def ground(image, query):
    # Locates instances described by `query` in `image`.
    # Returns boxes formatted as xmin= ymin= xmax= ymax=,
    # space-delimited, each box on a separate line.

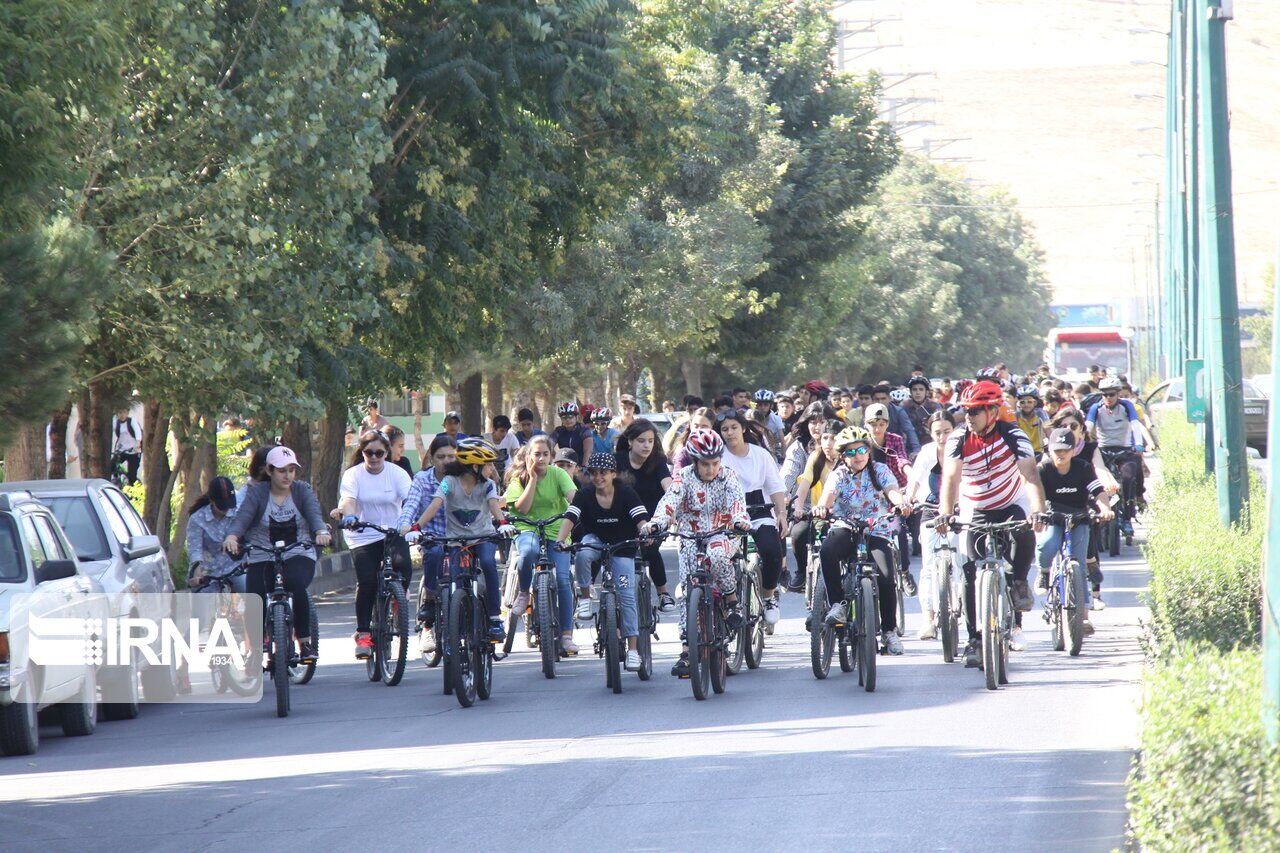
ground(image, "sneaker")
xmin=298 ymin=640 xmax=317 ymax=665
xmin=725 ymin=606 xmax=744 ymax=632
xmin=354 ymin=631 xmax=373 ymax=659
xmin=1011 ymin=579 xmax=1034 ymax=612
xmin=1083 ymin=620 xmax=1095 ymax=636
xmin=787 ymin=572 xmax=806 ymax=593
xmin=917 ymin=622 xmax=938 ymax=641
xmin=511 ymin=591 xmax=529 ymax=615
xmin=1010 ymin=627 xmax=1027 ymax=652
xmin=824 ymin=601 xmax=846 ymax=627
xmin=417 ymin=603 xmax=434 ymax=626
xmin=625 ymin=650 xmax=642 ymax=671
xmin=671 ymin=651 xmax=690 ymax=678
xmin=884 ymin=631 xmax=904 ymax=655
xmin=963 ymin=638 xmax=981 ymax=668
xmin=1120 ymin=518 xmax=1134 ymax=538
xmin=560 ymin=634 xmax=579 ymax=655
xmin=658 ymin=592 xmax=677 ymax=614
xmin=901 ymin=570 xmax=918 ymax=597
xmin=421 ymin=627 xmax=437 ymax=654
xmin=1091 ymin=591 xmax=1106 ymax=611
xmin=575 ymin=598 xmax=594 ymax=621
xmin=1035 ymin=571 xmax=1049 ymax=595
xmin=488 ymin=619 xmax=506 ymax=642
xmin=763 ymin=597 xmax=780 ymax=626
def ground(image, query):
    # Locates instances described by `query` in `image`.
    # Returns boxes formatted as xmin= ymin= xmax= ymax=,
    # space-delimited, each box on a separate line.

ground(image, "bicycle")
xmin=192 ymin=564 xmax=261 ymax=697
xmin=794 ymin=512 xmax=837 ymax=679
xmin=923 ymin=514 xmax=963 ymax=664
xmin=107 ymin=451 xmax=130 ymax=488
xmin=342 ymin=521 xmax=409 ymax=687
xmin=506 ymin=513 xmax=574 ymax=678
xmin=568 ymin=538 xmax=655 ymax=693
xmin=730 ymin=532 xmax=766 ymax=673
xmin=889 ymin=536 xmax=907 ymax=639
xmin=1041 ymin=511 xmax=1094 ymax=656
xmin=424 ymin=533 xmax=509 ymax=707
xmin=820 ymin=517 xmax=885 ymax=692
xmin=950 ymin=518 xmax=1031 ymax=691
xmin=1099 ymin=448 xmax=1139 ymax=553
xmin=668 ymin=527 xmax=743 ymax=701
xmin=235 ymin=540 xmax=316 ymax=717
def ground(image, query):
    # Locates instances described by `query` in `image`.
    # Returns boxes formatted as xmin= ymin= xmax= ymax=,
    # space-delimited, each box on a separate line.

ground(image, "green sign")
xmin=1185 ymin=358 xmax=1207 ymax=423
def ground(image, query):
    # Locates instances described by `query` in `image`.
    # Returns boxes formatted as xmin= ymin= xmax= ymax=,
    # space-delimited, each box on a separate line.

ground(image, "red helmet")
xmin=803 ymin=380 xmax=831 ymax=398
xmin=685 ymin=428 xmax=725 ymax=461
xmin=958 ymin=380 xmax=1004 ymax=409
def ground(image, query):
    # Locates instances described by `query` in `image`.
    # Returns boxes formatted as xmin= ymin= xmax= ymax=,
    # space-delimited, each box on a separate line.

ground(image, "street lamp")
xmin=1132 ymin=93 xmax=1165 ymax=100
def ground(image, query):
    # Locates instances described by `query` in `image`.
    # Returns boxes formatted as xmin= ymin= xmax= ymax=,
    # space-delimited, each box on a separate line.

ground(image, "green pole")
xmin=1196 ymin=0 xmax=1247 ymax=526
xmin=1184 ymin=0 xmax=1215 ymax=474
xmin=1164 ymin=1 xmax=1181 ymax=379
xmin=1264 ymin=234 xmax=1280 ymax=743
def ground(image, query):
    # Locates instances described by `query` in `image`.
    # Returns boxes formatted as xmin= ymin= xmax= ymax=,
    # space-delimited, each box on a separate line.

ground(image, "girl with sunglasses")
xmin=813 ymin=426 xmax=911 ymax=655
xmin=336 ymin=429 xmax=413 ymax=659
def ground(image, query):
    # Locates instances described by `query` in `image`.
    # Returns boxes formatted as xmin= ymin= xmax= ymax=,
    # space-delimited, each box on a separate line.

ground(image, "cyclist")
xmin=715 ymin=411 xmax=787 ymax=626
xmin=935 ymin=380 xmax=1047 ymax=665
xmin=1015 ymin=385 xmax=1050 ymax=455
xmin=871 ymin=383 xmax=921 ymax=456
xmin=669 ymin=407 xmax=715 ymax=472
xmin=1047 ymin=407 xmax=1118 ymax=607
xmin=186 ymin=476 xmax=242 ymax=592
xmin=384 ymin=425 xmax=414 ymax=477
xmin=615 ymin=418 xmax=678 ymax=613
xmin=488 ymin=415 xmax=522 ymax=477
xmin=514 ymin=407 xmax=547 ymax=446
xmin=591 ymin=408 xmax=620 ymax=454
xmin=776 ymin=391 xmax=799 ymax=435
xmin=904 ymin=410 xmax=957 ymax=641
xmin=812 ymin=426 xmax=911 ymax=655
xmin=1086 ymin=377 xmax=1155 ymax=538
xmin=411 ymin=438 xmax=515 ymax=641
xmin=644 ymin=428 xmax=751 ymax=678
xmin=337 ymin=430 xmax=413 ymax=659
xmin=789 ymin=419 xmax=846 ymax=592
xmin=611 ymin=394 xmax=640 ymax=432
xmin=559 ymin=452 xmax=650 ymax=671
xmin=751 ymin=389 xmax=786 ymax=459
xmin=110 ymin=405 xmax=143 ymax=485
xmin=781 ymin=401 xmax=834 ymax=497
xmin=902 ymin=377 xmax=941 ymax=450
xmin=862 ymin=402 xmax=916 ymax=595
xmin=552 ymin=402 xmax=594 ymax=462
xmin=505 ymin=435 xmax=579 ymax=654
xmin=222 ymin=445 xmax=330 ymax=664
xmin=398 ymin=435 xmax=457 ymax=639
xmin=1035 ymin=427 xmax=1114 ymax=635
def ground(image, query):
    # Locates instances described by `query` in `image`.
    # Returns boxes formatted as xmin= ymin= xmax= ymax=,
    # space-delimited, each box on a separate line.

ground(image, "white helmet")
xmin=889 ymin=387 xmax=910 ymax=404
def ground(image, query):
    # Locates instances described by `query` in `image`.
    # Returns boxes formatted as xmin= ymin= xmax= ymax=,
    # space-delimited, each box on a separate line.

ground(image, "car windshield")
xmin=41 ymin=496 xmax=112 ymax=561
xmin=0 ymin=517 xmax=22 ymax=580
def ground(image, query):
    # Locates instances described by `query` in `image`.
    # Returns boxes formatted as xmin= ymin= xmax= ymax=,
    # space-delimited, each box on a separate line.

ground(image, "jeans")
xmin=420 ymin=543 xmax=444 ymax=592
xmin=353 ymin=538 xmax=413 ymax=633
xmin=448 ymin=541 xmax=501 ymax=620
xmin=516 ymin=531 xmax=574 ymax=632
xmin=575 ymin=534 xmax=638 ymax=638
xmin=1036 ymin=521 xmax=1093 ymax=606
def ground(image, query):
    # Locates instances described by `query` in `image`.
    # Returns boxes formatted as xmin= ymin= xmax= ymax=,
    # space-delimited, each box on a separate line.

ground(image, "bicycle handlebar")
xmin=421 ymin=533 xmax=510 ymax=548
xmin=506 ymin=513 xmax=570 ymax=531
xmin=343 ymin=520 xmax=402 ymax=538
xmin=233 ymin=540 xmax=317 ymax=560
xmin=563 ymin=537 xmax=652 ymax=557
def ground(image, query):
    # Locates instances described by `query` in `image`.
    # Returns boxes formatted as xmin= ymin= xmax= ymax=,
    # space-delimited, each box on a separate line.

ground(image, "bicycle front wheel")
xmin=726 ymin=572 xmax=747 ymax=676
xmin=474 ymin=596 xmax=494 ymax=701
xmin=938 ymin=558 xmax=956 ymax=663
xmin=379 ymin=581 xmax=409 ymax=686
xmin=535 ymin=571 xmax=557 ymax=679
xmin=809 ymin=582 xmax=833 ymax=680
xmin=894 ymin=570 xmax=906 ymax=638
xmin=709 ymin=605 xmax=727 ymax=695
xmin=636 ymin=574 xmax=653 ymax=681
xmin=1067 ymin=560 xmax=1087 ymax=656
xmin=449 ymin=591 xmax=477 ymax=707
xmin=603 ymin=592 xmax=621 ymax=694
xmin=1050 ymin=561 xmax=1066 ymax=653
xmin=271 ymin=604 xmax=291 ymax=717
xmin=687 ymin=586 xmax=710 ymax=701
xmin=744 ymin=571 xmax=765 ymax=670
xmin=858 ymin=576 xmax=877 ymax=693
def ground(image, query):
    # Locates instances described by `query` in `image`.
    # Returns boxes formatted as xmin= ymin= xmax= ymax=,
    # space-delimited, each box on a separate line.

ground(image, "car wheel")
xmin=0 ymin=681 xmax=40 ymax=757
xmin=59 ymin=668 xmax=98 ymax=737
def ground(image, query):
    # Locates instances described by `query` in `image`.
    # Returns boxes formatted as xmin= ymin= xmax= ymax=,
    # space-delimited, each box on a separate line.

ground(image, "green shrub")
xmin=1128 ymin=646 xmax=1280 ymax=850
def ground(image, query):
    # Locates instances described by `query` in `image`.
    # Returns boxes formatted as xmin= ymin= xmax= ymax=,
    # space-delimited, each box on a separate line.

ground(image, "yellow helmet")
xmin=456 ymin=437 xmax=498 ymax=467
xmin=835 ymin=426 xmax=872 ymax=451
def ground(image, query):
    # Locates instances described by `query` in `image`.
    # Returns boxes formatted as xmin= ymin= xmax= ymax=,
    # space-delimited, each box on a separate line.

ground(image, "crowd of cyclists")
xmin=190 ymin=360 xmax=1156 ymax=694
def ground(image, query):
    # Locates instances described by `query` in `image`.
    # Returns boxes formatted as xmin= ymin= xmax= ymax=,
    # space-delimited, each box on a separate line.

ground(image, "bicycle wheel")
xmin=534 ymin=571 xmax=557 ymax=679
xmin=997 ymin=585 xmax=1010 ymax=686
xmin=710 ymin=605 xmax=727 ymax=695
xmin=440 ymin=586 xmax=454 ymax=695
xmin=725 ymin=572 xmax=746 ymax=676
xmin=603 ymin=593 xmax=621 ymax=694
xmin=1050 ymin=560 xmax=1066 ymax=653
xmin=1107 ymin=516 xmax=1121 ymax=557
xmin=221 ymin=594 xmax=262 ymax=696
xmin=894 ymin=569 xmax=906 ymax=638
xmin=474 ymin=596 xmax=494 ymax=701
xmin=449 ymin=591 xmax=477 ymax=707
xmin=420 ymin=584 xmax=443 ymax=668
xmin=858 ymin=575 xmax=877 ymax=693
xmin=938 ymin=558 xmax=956 ymax=663
xmin=365 ymin=590 xmax=382 ymax=683
xmin=1067 ymin=560 xmax=1087 ymax=656
xmin=379 ymin=581 xmax=409 ymax=686
xmin=271 ymin=604 xmax=291 ymax=718
xmin=636 ymin=574 xmax=653 ymax=681
xmin=745 ymin=571 xmax=765 ymax=670
xmin=980 ymin=570 xmax=999 ymax=690
xmin=290 ymin=590 xmax=318 ymax=685
xmin=809 ymin=582 xmax=833 ymax=680
xmin=687 ymin=586 xmax=710 ymax=700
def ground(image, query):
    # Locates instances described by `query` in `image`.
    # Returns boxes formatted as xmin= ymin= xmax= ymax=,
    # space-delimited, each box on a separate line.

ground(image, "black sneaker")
xmin=417 ymin=604 xmax=434 ymax=627
xmin=725 ymin=606 xmax=744 ymax=632
xmin=488 ymin=619 xmax=506 ymax=642
xmin=901 ymin=570 xmax=918 ymax=597
xmin=963 ymin=638 xmax=981 ymax=668
xmin=1035 ymin=571 xmax=1049 ymax=595
xmin=1011 ymin=579 xmax=1034 ymax=612
xmin=670 ymin=652 xmax=690 ymax=678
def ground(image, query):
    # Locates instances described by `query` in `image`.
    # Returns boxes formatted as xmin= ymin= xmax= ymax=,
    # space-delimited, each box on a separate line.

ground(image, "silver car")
xmin=1144 ymin=377 xmax=1269 ymax=456
xmin=0 ymin=479 xmax=178 ymax=718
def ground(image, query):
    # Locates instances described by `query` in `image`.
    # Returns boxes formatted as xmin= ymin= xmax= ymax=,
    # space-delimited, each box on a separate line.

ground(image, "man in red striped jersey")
xmin=935 ymin=380 xmax=1047 ymax=666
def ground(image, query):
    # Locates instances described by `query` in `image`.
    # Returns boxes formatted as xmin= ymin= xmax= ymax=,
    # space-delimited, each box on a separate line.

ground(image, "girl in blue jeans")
xmin=558 ymin=452 xmax=650 ymax=672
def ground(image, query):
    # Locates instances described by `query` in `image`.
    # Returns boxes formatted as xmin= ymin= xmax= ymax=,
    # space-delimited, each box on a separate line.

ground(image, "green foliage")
xmin=1143 ymin=412 xmax=1263 ymax=654
xmin=1242 ymin=264 xmax=1274 ymax=378
xmin=1127 ymin=647 xmax=1280 ymax=850
xmin=218 ymin=427 xmax=253 ymax=487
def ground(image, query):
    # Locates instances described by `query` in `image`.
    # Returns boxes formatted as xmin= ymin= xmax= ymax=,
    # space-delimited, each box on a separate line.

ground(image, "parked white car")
xmin=0 ymin=479 xmax=178 ymax=720
xmin=0 ymin=491 xmax=108 ymax=756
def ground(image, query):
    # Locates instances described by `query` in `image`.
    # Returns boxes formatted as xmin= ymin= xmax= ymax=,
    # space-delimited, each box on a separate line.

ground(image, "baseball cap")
xmin=1047 ymin=428 xmax=1075 ymax=451
xmin=444 ymin=410 xmax=461 ymax=422
xmin=554 ymin=448 xmax=579 ymax=466
xmin=209 ymin=476 xmax=237 ymax=511
xmin=620 ymin=393 xmax=637 ymax=404
xmin=803 ymin=380 xmax=831 ymax=397
xmin=863 ymin=403 xmax=890 ymax=422
xmin=265 ymin=445 xmax=302 ymax=471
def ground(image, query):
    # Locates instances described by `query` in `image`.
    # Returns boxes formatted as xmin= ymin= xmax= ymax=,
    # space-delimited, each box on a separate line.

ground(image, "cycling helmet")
xmin=835 ymin=426 xmax=872 ymax=450
xmin=976 ymin=366 xmax=1001 ymax=381
xmin=958 ymin=380 xmax=1004 ymax=409
xmin=557 ymin=401 xmax=579 ymax=418
xmin=685 ymin=428 xmax=726 ymax=461
xmin=1098 ymin=377 xmax=1122 ymax=391
xmin=585 ymin=452 xmax=617 ymax=471
xmin=803 ymin=380 xmax=831 ymax=398
xmin=593 ymin=406 xmax=613 ymax=422
xmin=906 ymin=376 xmax=930 ymax=390
xmin=753 ymin=388 xmax=775 ymax=403
xmin=456 ymin=437 xmax=499 ymax=467
xmin=1015 ymin=384 xmax=1041 ymax=401
xmin=953 ymin=378 xmax=974 ymax=396
xmin=889 ymin=387 xmax=910 ymax=404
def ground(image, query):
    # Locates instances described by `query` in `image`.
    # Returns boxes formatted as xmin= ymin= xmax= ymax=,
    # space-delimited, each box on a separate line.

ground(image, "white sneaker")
xmin=917 ymin=622 xmax=938 ymax=641
xmin=884 ymin=631 xmax=904 ymax=655
xmin=1010 ymin=627 xmax=1027 ymax=652
xmin=1091 ymin=592 xmax=1106 ymax=611
xmin=575 ymin=598 xmax=593 ymax=620
xmin=824 ymin=601 xmax=846 ymax=627
xmin=625 ymin=650 xmax=641 ymax=671
xmin=421 ymin=628 xmax=436 ymax=654
xmin=763 ymin=597 xmax=780 ymax=625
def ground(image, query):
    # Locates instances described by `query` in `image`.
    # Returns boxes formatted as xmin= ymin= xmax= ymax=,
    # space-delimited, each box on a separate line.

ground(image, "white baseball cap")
xmin=266 ymin=445 xmax=302 ymax=471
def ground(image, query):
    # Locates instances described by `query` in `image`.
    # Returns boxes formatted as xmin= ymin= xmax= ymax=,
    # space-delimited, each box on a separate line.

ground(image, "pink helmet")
xmin=685 ymin=428 xmax=725 ymax=461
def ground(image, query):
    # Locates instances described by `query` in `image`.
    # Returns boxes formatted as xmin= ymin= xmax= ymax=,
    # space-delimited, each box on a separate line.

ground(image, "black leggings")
xmin=246 ymin=555 xmax=316 ymax=638
xmin=959 ymin=505 xmax=1034 ymax=641
xmin=747 ymin=524 xmax=785 ymax=591
xmin=639 ymin=540 xmax=667 ymax=588
xmin=819 ymin=527 xmax=897 ymax=632
xmin=791 ymin=519 xmax=813 ymax=573
xmin=353 ymin=539 xmax=413 ymax=632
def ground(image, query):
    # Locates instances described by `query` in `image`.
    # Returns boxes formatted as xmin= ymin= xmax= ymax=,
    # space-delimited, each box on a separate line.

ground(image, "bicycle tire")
xmin=1050 ymin=560 xmax=1066 ymax=653
xmin=439 ymin=585 xmax=453 ymax=695
xmin=710 ymin=605 xmax=727 ymax=695
xmin=449 ymin=590 xmax=477 ymax=707
xmin=745 ymin=571 xmax=765 ymax=670
xmin=981 ymin=570 xmax=999 ymax=690
xmin=858 ymin=575 xmax=877 ymax=693
xmin=378 ymin=581 xmax=408 ymax=686
xmin=1067 ymin=560 xmax=1087 ymax=656
xmin=475 ymin=596 xmax=494 ymax=701
xmin=419 ymin=583 xmax=443 ymax=667
xmin=997 ymin=584 xmax=1010 ymax=686
xmin=687 ymin=586 xmax=710 ymax=700
xmin=365 ymin=590 xmax=382 ymax=683
xmin=938 ymin=557 xmax=956 ymax=663
xmin=726 ymin=573 xmax=747 ymax=676
xmin=636 ymin=574 xmax=653 ymax=681
xmin=1107 ymin=517 xmax=1121 ymax=557
xmin=535 ymin=571 xmax=557 ymax=679
xmin=809 ymin=582 xmax=833 ymax=679
xmin=271 ymin=604 xmax=291 ymax=717
xmin=220 ymin=593 xmax=262 ymax=696
xmin=290 ymin=590 xmax=318 ymax=685
xmin=894 ymin=570 xmax=906 ymax=638
xmin=603 ymin=592 xmax=621 ymax=694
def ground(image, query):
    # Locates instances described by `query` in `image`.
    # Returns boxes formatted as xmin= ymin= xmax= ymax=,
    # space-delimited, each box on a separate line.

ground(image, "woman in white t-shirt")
xmin=713 ymin=411 xmax=788 ymax=627
xmin=336 ymin=430 xmax=412 ymax=660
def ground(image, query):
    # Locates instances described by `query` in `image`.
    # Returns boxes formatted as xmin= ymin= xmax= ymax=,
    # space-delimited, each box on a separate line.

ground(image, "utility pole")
xmin=1196 ymin=0 xmax=1247 ymax=525
xmin=1265 ymin=234 xmax=1280 ymax=743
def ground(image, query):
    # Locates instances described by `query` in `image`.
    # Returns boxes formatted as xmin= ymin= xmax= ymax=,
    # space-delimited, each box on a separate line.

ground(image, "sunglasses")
xmin=842 ymin=446 xmax=871 ymax=457
xmin=1103 ymin=392 xmax=1118 ymax=398
xmin=363 ymin=449 xmax=386 ymax=459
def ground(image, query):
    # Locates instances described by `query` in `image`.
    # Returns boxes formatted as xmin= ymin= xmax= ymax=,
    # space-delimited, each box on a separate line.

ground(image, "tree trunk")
xmin=679 ymin=356 xmax=703 ymax=399
xmin=411 ymin=390 xmax=427 ymax=460
xmin=281 ymin=418 xmax=312 ymax=474
xmin=459 ymin=372 xmax=483 ymax=436
xmin=314 ymin=399 xmax=347 ymax=545
xmin=166 ymin=441 xmax=202 ymax=566
xmin=485 ymin=373 xmax=505 ymax=425
xmin=2 ymin=422 xmax=46 ymax=481
xmin=48 ymin=401 xmax=72 ymax=479
xmin=533 ymin=391 xmax=553 ymax=430
xmin=620 ymin=363 xmax=643 ymax=409
xmin=154 ymin=443 xmax=190 ymax=554
xmin=141 ymin=400 xmax=171 ymax=537
xmin=82 ymin=383 xmax=112 ymax=479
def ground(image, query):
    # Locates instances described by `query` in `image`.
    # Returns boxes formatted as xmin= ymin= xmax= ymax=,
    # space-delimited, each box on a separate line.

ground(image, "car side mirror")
xmin=123 ymin=534 xmax=161 ymax=562
xmin=36 ymin=559 xmax=78 ymax=584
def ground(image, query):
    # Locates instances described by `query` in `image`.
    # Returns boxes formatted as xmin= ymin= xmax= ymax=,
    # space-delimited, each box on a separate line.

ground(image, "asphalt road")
xmin=0 ymin=539 xmax=1148 ymax=852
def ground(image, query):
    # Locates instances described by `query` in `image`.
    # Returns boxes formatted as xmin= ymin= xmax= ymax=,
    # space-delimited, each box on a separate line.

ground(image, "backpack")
xmin=114 ymin=416 xmax=137 ymax=441
xmin=957 ymin=420 xmax=1024 ymax=460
